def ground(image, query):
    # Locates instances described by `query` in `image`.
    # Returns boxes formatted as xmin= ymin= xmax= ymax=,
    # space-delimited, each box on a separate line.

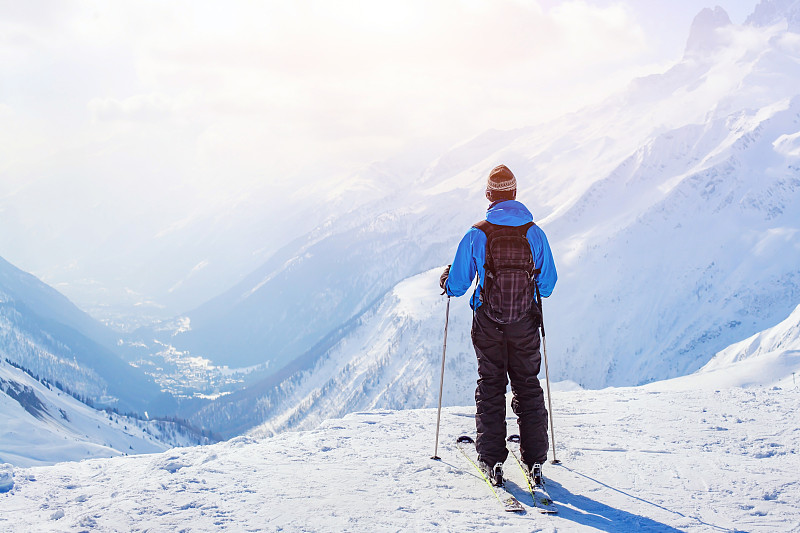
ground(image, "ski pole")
xmin=536 ymin=286 xmax=560 ymax=464
xmin=431 ymin=296 xmax=451 ymax=460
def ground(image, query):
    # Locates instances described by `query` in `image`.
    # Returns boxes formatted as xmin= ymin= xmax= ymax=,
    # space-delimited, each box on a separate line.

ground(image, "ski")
xmin=506 ymin=435 xmax=558 ymax=514
xmin=455 ymin=436 xmax=525 ymax=513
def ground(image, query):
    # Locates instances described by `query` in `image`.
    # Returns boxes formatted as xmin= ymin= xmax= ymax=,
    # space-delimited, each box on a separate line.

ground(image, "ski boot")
xmin=530 ymin=462 xmax=544 ymax=488
xmin=479 ymin=461 xmax=505 ymax=487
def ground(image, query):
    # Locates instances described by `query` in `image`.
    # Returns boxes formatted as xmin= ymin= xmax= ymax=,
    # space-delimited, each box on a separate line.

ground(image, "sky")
xmin=1 ymin=1 xmax=760 ymax=196
xmin=0 ymin=0 xmax=761 ymax=318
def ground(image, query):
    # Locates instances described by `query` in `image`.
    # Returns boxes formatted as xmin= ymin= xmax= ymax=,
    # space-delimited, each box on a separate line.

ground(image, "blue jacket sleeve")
xmin=528 ymin=225 xmax=557 ymax=298
xmin=444 ymin=228 xmax=481 ymax=297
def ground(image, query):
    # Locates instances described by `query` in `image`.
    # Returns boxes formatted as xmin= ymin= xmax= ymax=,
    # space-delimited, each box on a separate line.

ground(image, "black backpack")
xmin=474 ymin=220 xmax=540 ymax=324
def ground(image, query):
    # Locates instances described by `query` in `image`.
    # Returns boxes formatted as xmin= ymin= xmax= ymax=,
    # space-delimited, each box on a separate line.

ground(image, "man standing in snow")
xmin=440 ymin=164 xmax=557 ymax=485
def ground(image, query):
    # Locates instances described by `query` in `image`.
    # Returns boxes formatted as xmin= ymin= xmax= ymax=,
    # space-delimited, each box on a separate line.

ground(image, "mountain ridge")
xmin=177 ymin=5 xmax=800 ymax=435
xmin=0 ymin=358 xmax=211 ymax=467
xmin=172 ymin=5 xmax=800 ymax=392
xmin=0 ymin=254 xmax=165 ymax=413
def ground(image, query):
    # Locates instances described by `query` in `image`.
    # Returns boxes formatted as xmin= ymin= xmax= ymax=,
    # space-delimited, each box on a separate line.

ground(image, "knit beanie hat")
xmin=487 ymin=164 xmax=516 ymax=193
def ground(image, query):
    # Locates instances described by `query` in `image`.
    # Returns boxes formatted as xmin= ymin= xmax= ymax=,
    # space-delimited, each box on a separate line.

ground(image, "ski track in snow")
xmin=2 ymin=385 xmax=799 ymax=532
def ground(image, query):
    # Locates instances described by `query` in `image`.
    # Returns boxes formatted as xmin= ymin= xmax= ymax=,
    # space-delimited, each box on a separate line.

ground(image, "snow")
xmin=1 ymin=380 xmax=799 ymax=531
xmin=0 ymin=258 xmax=165 ymax=414
xmin=0 ymin=359 xmax=206 ymax=467
xmin=669 ymin=302 xmax=800 ymax=390
xmin=393 ymin=267 xmax=445 ymax=321
xmin=189 ymin=268 xmax=479 ymax=439
xmin=748 ymin=0 xmax=800 ymax=32
xmin=0 ymin=463 xmax=12 ymax=493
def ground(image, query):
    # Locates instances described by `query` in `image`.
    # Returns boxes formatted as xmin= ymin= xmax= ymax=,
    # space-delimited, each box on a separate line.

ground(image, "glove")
xmin=439 ymin=265 xmax=451 ymax=294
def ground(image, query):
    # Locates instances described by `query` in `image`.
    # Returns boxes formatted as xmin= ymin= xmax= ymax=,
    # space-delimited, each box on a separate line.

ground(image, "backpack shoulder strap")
xmin=472 ymin=220 xmax=499 ymax=272
xmin=517 ymin=221 xmax=540 ymax=275
xmin=518 ymin=221 xmax=535 ymax=235
xmin=472 ymin=220 xmax=497 ymax=235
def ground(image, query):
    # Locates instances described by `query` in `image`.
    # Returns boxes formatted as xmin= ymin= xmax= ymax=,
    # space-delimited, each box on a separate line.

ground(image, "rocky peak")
xmin=746 ymin=0 xmax=800 ymax=32
xmin=684 ymin=6 xmax=733 ymax=58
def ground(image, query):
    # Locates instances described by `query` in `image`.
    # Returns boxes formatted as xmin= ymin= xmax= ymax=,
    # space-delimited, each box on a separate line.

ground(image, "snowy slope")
xmin=0 ymin=255 xmax=164 ymax=413
xmin=1 ymin=377 xmax=798 ymax=531
xmin=679 ymin=302 xmax=800 ymax=389
xmin=189 ymin=268 xmax=475 ymax=438
xmin=0 ymin=359 xmax=210 ymax=468
xmin=170 ymin=3 xmax=800 ymax=396
xmin=0 ymin=255 xmax=118 ymax=349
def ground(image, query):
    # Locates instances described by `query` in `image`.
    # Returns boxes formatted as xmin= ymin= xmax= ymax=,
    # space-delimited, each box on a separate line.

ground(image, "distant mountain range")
xmin=0 ymin=255 xmax=218 ymax=465
xmin=0 ymin=255 xmax=166 ymax=414
xmin=181 ymin=1 xmax=800 ymax=435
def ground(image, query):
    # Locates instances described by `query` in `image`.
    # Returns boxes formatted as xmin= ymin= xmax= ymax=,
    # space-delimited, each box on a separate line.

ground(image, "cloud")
xmin=1 ymin=0 xmax=656 ymax=196
xmin=89 ymin=94 xmax=178 ymax=123
xmin=549 ymin=1 xmax=646 ymax=65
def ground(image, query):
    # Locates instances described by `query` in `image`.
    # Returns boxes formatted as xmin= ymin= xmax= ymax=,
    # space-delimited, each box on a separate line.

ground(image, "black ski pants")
xmin=471 ymin=305 xmax=549 ymax=467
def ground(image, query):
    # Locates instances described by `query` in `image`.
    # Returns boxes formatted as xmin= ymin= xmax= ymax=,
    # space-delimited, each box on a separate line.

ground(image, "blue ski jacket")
xmin=444 ymin=200 xmax=557 ymax=309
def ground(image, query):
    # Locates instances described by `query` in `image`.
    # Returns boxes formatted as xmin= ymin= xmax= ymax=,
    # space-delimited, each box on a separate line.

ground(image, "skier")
xmin=440 ymin=164 xmax=557 ymax=486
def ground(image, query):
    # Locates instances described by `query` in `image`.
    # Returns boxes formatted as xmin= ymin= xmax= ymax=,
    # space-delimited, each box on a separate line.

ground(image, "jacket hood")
xmin=486 ymin=200 xmax=533 ymax=226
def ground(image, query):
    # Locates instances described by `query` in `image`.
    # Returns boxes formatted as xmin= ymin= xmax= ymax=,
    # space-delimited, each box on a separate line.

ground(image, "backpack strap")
xmin=472 ymin=220 xmax=499 ymax=273
xmin=518 ymin=221 xmax=536 ymax=235
xmin=518 ymin=222 xmax=541 ymax=276
xmin=472 ymin=219 xmax=497 ymax=235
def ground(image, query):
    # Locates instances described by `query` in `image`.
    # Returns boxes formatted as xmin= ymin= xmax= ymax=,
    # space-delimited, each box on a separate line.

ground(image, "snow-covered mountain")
xmin=0 ymin=358 xmax=212 ymax=467
xmin=684 ymin=6 xmax=732 ymax=57
xmin=0 ymin=155 xmax=420 ymax=328
xmin=0 ymin=255 xmax=165 ymax=413
xmin=691 ymin=302 xmax=800 ymax=388
xmin=174 ymin=0 xmax=800 ymax=403
xmin=189 ymin=269 xmax=475 ymax=438
xmin=2 ymin=369 xmax=798 ymax=531
xmin=748 ymin=0 xmax=800 ymax=31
